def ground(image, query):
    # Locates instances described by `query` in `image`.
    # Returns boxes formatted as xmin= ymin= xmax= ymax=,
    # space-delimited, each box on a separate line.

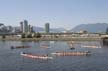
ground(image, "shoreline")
xmin=0 ymin=37 xmax=102 ymax=41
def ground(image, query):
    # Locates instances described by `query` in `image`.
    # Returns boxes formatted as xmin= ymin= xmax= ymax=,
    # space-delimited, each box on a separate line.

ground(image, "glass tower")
xmin=23 ymin=20 xmax=28 ymax=33
xmin=45 ymin=23 xmax=50 ymax=33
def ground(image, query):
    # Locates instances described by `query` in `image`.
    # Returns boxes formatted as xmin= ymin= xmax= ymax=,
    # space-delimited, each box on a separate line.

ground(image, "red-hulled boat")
xmin=20 ymin=52 xmax=53 ymax=60
xmin=51 ymin=51 xmax=91 ymax=56
xmin=11 ymin=45 xmax=31 ymax=49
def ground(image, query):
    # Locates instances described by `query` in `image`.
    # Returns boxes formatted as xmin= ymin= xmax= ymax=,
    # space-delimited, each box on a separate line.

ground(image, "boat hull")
xmin=21 ymin=53 xmax=53 ymax=60
xmin=51 ymin=51 xmax=91 ymax=56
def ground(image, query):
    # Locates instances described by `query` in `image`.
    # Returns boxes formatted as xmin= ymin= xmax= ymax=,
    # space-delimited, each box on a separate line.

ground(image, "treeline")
xmin=21 ymin=33 xmax=41 ymax=38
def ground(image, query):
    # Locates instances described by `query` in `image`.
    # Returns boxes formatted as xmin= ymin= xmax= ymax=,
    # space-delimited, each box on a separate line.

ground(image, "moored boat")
xmin=11 ymin=45 xmax=31 ymax=49
xmin=20 ymin=52 xmax=53 ymax=60
xmin=51 ymin=51 xmax=91 ymax=56
xmin=81 ymin=45 xmax=101 ymax=48
xmin=70 ymin=47 xmax=75 ymax=50
xmin=40 ymin=45 xmax=50 ymax=48
xmin=40 ymin=45 xmax=49 ymax=48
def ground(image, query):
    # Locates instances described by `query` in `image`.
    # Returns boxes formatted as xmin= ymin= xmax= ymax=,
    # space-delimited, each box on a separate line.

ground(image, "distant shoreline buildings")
xmin=0 ymin=21 xmax=108 ymax=34
xmin=20 ymin=20 xmax=50 ymax=33
xmin=0 ymin=20 xmax=51 ymax=34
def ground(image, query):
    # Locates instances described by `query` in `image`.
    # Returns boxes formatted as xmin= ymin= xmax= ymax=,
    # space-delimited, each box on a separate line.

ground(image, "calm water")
xmin=0 ymin=41 xmax=108 ymax=71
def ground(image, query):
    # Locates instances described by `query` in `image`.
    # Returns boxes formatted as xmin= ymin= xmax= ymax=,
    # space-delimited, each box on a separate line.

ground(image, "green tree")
xmin=27 ymin=33 xmax=32 ymax=38
xmin=33 ymin=33 xmax=37 ymax=38
xmin=33 ymin=32 xmax=41 ymax=38
xmin=36 ymin=32 xmax=41 ymax=38
xmin=2 ymin=35 xmax=6 ymax=39
xmin=21 ymin=33 xmax=26 ymax=38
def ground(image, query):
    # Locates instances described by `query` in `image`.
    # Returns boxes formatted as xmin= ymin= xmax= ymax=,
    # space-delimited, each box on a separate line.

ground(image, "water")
xmin=0 ymin=41 xmax=108 ymax=71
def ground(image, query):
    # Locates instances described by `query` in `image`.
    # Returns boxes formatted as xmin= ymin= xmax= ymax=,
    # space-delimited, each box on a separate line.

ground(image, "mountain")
xmin=50 ymin=28 xmax=66 ymax=33
xmin=71 ymin=23 xmax=108 ymax=33
xmin=33 ymin=26 xmax=66 ymax=33
xmin=33 ymin=26 xmax=44 ymax=32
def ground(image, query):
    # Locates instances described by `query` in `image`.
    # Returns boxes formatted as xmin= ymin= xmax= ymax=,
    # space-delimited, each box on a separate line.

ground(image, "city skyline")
xmin=0 ymin=0 xmax=108 ymax=29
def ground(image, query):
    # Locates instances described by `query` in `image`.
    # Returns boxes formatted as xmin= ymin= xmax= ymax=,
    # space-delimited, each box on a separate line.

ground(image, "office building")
xmin=20 ymin=21 xmax=23 ymax=33
xmin=20 ymin=20 xmax=34 ymax=33
xmin=28 ymin=24 xmax=33 ymax=33
xmin=45 ymin=23 xmax=50 ymax=33
xmin=23 ymin=20 xmax=28 ymax=33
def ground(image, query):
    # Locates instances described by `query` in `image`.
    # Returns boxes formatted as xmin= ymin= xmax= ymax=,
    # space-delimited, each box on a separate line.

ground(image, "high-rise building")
xmin=106 ymin=27 xmax=108 ymax=34
xmin=31 ymin=26 xmax=34 ymax=33
xmin=45 ymin=23 xmax=50 ymax=33
xmin=28 ymin=24 xmax=30 ymax=32
xmin=23 ymin=20 xmax=28 ymax=33
xmin=28 ymin=24 xmax=32 ymax=33
xmin=20 ymin=20 xmax=34 ymax=33
xmin=20 ymin=21 xmax=23 ymax=33
xmin=28 ymin=25 xmax=34 ymax=33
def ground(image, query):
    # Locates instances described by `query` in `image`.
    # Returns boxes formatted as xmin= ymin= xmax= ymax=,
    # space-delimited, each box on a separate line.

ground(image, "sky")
xmin=0 ymin=0 xmax=108 ymax=29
